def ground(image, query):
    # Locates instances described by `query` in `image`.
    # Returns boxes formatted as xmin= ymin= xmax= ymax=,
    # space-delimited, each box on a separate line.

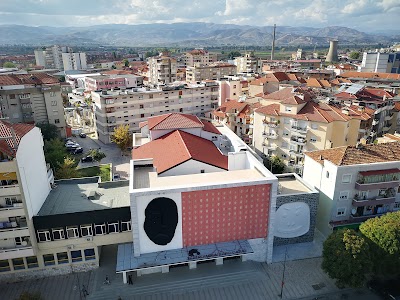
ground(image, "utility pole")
xmin=279 ymin=246 xmax=288 ymax=298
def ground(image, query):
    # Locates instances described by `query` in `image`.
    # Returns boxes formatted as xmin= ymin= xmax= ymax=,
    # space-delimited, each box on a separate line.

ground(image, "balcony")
xmin=291 ymin=126 xmax=307 ymax=135
xmin=263 ymin=120 xmax=279 ymax=128
xmin=0 ymin=242 xmax=33 ymax=260
xmin=290 ymin=136 xmax=306 ymax=145
xmin=385 ymin=113 xmax=394 ymax=121
xmin=0 ymin=184 xmax=21 ymax=197
xmin=369 ymin=131 xmax=377 ymax=137
xmin=263 ymin=133 xmax=278 ymax=139
xmin=355 ymin=169 xmax=400 ymax=191
xmin=289 ymin=150 xmax=304 ymax=157
xmin=352 ymin=191 xmax=396 ymax=207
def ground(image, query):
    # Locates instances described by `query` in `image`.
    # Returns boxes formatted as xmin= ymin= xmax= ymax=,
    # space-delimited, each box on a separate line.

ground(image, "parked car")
xmin=79 ymin=133 xmax=87 ymax=138
xmin=113 ymin=173 xmax=121 ymax=181
xmin=72 ymin=147 xmax=83 ymax=154
xmin=81 ymin=156 xmax=93 ymax=163
xmin=65 ymin=140 xmax=79 ymax=147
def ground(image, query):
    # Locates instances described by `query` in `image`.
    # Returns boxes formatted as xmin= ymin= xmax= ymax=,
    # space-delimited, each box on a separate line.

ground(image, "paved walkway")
xmin=0 ymin=244 xmax=379 ymax=300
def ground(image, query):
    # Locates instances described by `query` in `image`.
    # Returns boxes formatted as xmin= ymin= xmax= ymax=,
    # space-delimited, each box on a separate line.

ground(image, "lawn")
xmin=78 ymin=164 xmax=111 ymax=182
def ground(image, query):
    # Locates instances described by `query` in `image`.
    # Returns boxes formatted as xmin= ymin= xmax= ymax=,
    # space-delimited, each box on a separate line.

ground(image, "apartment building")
xmin=218 ymin=78 xmax=245 ymax=104
xmin=252 ymin=88 xmax=373 ymax=174
xmin=62 ymin=52 xmax=87 ymax=71
xmin=0 ymin=121 xmax=53 ymax=277
xmin=334 ymin=84 xmax=395 ymax=140
xmin=303 ymin=142 xmax=400 ymax=237
xmin=234 ymin=52 xmax=262 ymax=74
xmin=0 ymin=74 xmax=67 ymax=137
xmin=84 ymin=74 xmax=143 ymax=92
xmin=186 ymin=64 xmax=236 ymax=82
xmin=92 ymin=81 xmax=219 ymax=143
xmin=148 ymin=54 xmax=177 ymax=85
xmin=248 ymin=72 xmax=299 ymax=97
xmin=358 ymin=52 xmax=400 ymax=73
xmin=184 ymin=49 xmax=217 ymax=67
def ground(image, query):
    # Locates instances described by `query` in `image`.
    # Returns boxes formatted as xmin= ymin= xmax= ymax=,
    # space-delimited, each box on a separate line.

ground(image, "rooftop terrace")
xmin=276 ymin=174 xmax=316 ymax=195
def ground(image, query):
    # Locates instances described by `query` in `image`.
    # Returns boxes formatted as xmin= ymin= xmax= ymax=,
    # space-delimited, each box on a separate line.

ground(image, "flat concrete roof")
xmin=38 ymin=179 xmax=130 ymax=216
xmin=277 ymin=174 xmax=313 ymax=195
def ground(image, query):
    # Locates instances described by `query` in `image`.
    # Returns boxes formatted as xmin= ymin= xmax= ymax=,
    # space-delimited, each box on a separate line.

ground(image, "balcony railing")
xmin=352 ymin=193 xmax=396 ymax=207
xmin=291 ymin=126 xmax=307 ymax=134
xmin=289 ymin=150 xmax=304 ymax=157
xmin=263 ymin=120 xmax=279 ymax=128
xmin=290 ymin=136 xmax=306 ymax=145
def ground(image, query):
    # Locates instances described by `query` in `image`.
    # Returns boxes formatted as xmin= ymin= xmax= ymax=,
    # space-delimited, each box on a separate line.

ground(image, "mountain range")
xmin=0 ymin=23 xmax=398 ymax=47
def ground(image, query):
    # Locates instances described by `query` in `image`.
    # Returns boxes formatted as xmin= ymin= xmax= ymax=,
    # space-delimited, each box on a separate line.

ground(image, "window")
xmin=38 ymin=230 xmax=51 ymax=242
xmin=108 ymin=222 xmax=119 ymax=234
xmin=285 ymin=107 xmax=292 ymax=112
xmin=200 ymin=170 xmax=205 ymax=173
xmin=121 ymin=221 xmax=132 ymax=232
xmin=0 ymin=260 xmax=10 ymax=272
xmin=12 ymin=258 xmax=25 ymax=270
xmin=26 ymin=256 xmax=38 ymax=269
xmin=67 ymin=226 xmax=79 ymax=239
xmin=51 ymin=100 xmax=57 ymax=106
xmin=54 ymin=119 xmax=60 ymax=124
xmin=52 ymin=228 xmax=65 ymax=240
xmin=43 ymin=254 xmax=55 ymax=266
xmin=71 ymin=250 xmax=82 ymax=263
xmin=394 ymin=202 xmax=400 ymax=209
xmin=342 ymin=174 xmax=352 ymax=183
xmin=140 ymin=114 xmax=144 ymax=118
xmin=211 ymin=136 xmax=218 ymax=141
xmin=84 ymin=248 xmax=96 ymax=261
xmin=95 ymin=223 xmax=106 ymax=235
xmin=339 ymin=191 xmax=349 ymax=201
xmin=336 ymin=207 xmax=346 ymax=216
xmin=139 ymin=104 xmax=144 ymax=109
xmin=378 ymin=189 xmax=387 ymax=197
xmin=13 ymin=113 xmax=19 ymax=119
xmin=311 ymin=123 xmax=318 ymax=129
xmin=283 ymin=130 xmax=289 ymax=136
xmin=9 ymin=94 xmax=15 ymax=99
xmin=310 ymin=136 xmax=317 ymax=143
xmin=50 ymin=92 xmax=56 ymax=97
xmin=326 ymin=171 xmax=329 ymax=178
xmin=81 ymin=225 xmax=93 ymax=237
xmin=57 ymin=252 xmax=69 ymax=264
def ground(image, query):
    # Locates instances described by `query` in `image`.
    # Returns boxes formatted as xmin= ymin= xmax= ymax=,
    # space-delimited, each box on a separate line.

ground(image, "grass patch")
xmin=78 ymin=164 xmax=111 ymax=182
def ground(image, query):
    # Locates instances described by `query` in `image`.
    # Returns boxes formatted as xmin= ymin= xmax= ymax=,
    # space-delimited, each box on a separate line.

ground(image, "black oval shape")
xmin=144 ymin=197 xmax=178 ymax=245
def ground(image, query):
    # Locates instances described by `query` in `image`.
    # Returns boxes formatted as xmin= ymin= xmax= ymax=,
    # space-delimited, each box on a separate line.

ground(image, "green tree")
xmin=227 ymin=51 xmax=242 ymax=59
xmin=3 ymin=62 xmax=16 ymax=68
xmin=89 ymin=149 xmax=106 ymax=163
xmin=111 ymin=124 xmax=132 ymax=151
xmin=262 ymin=156 xmax=285 ymax=174
xmin=359 ymin=211 xmax=400 ymax=276
xmin=55 ymin=157 xmax=78 ymax=179
xmin=322 ymin=229 xmax=373 ymax=288
xmin=349 ymin=51 xmax=361 ymax=60
xmin=123 ymin=59 xmax=129 ymax=67
xmin=36 ymin=122 xmax=59 ymax=141
xmin=44 ymin=138 xmax=68 ymax=171
xmin=17 ymin=292 xmax=42 ymax=300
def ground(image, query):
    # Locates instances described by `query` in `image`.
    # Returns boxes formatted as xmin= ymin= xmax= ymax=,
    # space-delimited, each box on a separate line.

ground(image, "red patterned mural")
xmin=181 ymin=184 xmax=270 ymax=247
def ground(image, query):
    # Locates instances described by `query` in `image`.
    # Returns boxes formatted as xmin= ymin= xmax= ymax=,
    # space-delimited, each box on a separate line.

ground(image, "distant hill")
xmin=0 ymin=23 xmax=397 ymax=47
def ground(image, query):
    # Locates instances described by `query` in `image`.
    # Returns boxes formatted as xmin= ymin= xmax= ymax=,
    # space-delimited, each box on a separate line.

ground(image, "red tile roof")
xmin=0 ymin=73 xmax=59 ymax=86
xmin=0 ymin=121 xmax=34 ymax=157
xmin=200 ymin=120 xmax=220 ymax=134
xmin=306 ymin=142 xmax=400 ymax=166
xmin=132 ymin=130 xmax=228 ymax=174
xmin=341 ymin=71 xmax=400 ymax=80
xmin=139 ymin=121 xmax=148 ymax=129
xmin=147 ymin=113 xmax=204 ymax=130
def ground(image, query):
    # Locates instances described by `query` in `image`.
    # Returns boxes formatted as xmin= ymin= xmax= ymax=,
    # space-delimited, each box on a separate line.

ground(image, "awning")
xmin=359 ymin=168 xmax=400 ymax=177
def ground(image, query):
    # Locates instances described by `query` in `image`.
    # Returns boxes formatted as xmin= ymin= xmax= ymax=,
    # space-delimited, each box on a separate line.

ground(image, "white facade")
xmin=34 ymin=50 xmax=46 ymax=67
xmin=62 ymin=53 xmax=87 ymax=71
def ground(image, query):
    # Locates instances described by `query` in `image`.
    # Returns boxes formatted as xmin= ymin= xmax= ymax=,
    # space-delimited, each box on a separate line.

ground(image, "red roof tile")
xmin=0 ymin=73 xmax=59 ymax=86
xmin=0 ymin=121 xmax=34 ymax=157
xmin=132 ymin=130 xmax=228 ymax=174
xmin=147 ymin=113 xmax=203 ymax=130
xmin=200 ymin=120 xmax=220 ymax=134
xmin=139 ymin=121 xmax=148 ymax=129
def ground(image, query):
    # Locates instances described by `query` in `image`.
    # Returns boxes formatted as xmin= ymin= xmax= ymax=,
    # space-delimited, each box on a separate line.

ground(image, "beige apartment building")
xmin=234 ymin=52 xmax=262 ymax=74
xmin=252 ymin=89 xmax=373 ymax=174
xmin=148 ymin=53 xmax=177 ymax=85
xmin=92 ymin=82 xmax=219 ymax=143
xmin=184 ymin=49 xmax=217 ymax=67
xmin=186 ymin=64 xmax=236 ymax=82
xmin=0 ymin=74 xmax=67 ymax=137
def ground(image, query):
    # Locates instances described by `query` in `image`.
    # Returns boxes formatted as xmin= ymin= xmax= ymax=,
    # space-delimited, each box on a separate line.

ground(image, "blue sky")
xmin=0 ymin=0 xmax=399 ymax=31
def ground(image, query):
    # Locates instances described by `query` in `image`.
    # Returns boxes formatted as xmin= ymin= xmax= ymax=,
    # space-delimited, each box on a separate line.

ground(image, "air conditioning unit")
xmin=86 ymin=236 xmax=93 ymax=242
xmin=67 ymin=245 xmax=74 ymax=250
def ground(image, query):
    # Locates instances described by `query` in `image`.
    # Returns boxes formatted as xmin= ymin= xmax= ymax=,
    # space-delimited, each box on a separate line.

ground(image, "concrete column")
xmin=189 ymin=261 xmax=197 ymax=270
xmin=161 ymin=266 xmax=169 ymax=273
xmin=215 ymin=258 xmax=223 ymax=265
xmin=137 ymin=270 xmax=142 ymax=277
xmin=241 ymin=255 xmax=248 ymax=262
xmin=122 ymin=271 xmax=127 ymax=284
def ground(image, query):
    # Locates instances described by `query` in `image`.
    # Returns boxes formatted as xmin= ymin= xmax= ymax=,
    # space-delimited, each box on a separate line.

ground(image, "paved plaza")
xmin=0 ymin=245 xmax=380 ymax=300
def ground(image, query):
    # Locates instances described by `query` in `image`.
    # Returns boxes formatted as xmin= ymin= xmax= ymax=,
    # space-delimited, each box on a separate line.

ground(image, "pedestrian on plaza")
xmin=103 ymin=275 xmax=111 ymax=285
xmin=128 ymin=274 xmax=133 ymax=285
xmin=82 ymin=284 xmax=89 ymax=297
xmin=117 ymin=296 xmax=122 ymax=300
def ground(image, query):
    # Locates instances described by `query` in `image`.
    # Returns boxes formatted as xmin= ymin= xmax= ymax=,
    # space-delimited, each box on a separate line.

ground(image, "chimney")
xmin=271 ymin=24 xmax=276 ymax=60
xmin=326 ymin=40 xmax=339 ymax=63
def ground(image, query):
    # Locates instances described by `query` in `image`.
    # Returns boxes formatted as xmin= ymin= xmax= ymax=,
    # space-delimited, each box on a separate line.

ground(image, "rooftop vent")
xmin=87 ymin=190 xmax=97 ymax=200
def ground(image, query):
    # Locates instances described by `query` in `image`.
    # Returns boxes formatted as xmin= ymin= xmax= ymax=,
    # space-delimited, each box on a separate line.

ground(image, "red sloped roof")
xmin=200 ymin=120 xmax=220 ymax=134
xmin=139 ymin=121 xmax=148 ymax=129
xmin=0 ymin=121 xmax=34 ymax=157
xmin=132 ymin=130 xmax=228 ymax=174
xmin=147 ymin=113 xmax=203 ymax=130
